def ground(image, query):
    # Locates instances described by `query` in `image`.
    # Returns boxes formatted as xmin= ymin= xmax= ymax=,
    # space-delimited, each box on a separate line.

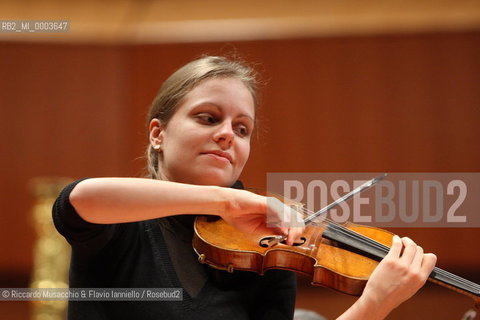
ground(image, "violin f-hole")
xmin=259 ymin=236 xmax=307 ymax=248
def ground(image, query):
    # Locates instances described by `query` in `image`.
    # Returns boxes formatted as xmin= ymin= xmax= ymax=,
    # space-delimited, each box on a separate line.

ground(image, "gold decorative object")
xmin=29 ymin=177 xmax=72 ymax=320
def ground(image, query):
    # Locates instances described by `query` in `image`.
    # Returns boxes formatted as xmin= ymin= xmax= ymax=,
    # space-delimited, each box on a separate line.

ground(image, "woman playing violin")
xmin=53 ymin=55 xmax=437 ymax=320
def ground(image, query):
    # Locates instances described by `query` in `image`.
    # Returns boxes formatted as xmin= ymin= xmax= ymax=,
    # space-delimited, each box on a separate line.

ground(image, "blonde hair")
xmin=146 ymin=55 xmax=259 ymax=179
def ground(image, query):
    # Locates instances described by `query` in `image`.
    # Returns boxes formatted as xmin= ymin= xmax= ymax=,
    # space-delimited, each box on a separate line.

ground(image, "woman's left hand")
xmin=338 ymin=235 xmax=437 ymax=320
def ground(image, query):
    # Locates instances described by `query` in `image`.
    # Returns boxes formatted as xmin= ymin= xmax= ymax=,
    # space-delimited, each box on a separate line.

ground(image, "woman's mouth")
xmin=201 ymin=150 xmax=233 ymax=163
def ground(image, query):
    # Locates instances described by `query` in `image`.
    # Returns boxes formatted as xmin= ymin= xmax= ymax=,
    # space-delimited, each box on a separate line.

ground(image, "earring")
xmin=153 ymin=144 xmax=161 ymax=151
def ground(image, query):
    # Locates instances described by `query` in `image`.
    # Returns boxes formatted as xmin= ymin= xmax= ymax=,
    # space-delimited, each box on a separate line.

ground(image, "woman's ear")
xmin=149 ymin=118 xmax=163 ymax=149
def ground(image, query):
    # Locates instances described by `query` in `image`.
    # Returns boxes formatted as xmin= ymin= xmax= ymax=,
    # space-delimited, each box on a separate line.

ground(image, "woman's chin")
xmin=191 ymin=171 xmax=237 ymax=187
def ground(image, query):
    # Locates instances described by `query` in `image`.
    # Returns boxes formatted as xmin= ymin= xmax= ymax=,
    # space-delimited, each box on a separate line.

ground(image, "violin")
xmin=192 ymin=176 xmax=480 ymax=316
xmin=193 ymin=216 xmax=479 ymax=302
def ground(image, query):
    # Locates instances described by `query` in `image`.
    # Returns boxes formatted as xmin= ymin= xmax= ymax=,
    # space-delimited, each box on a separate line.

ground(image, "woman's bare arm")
xmin=69 ymin=178 xmax=304 ymax=244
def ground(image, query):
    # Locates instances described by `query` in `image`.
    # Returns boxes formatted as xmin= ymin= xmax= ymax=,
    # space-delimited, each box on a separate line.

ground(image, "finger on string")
xmin=387 ymin=235 xmax=403 ymax=258
xmin=411 ymin=245 xmax=424 ymax=269
xmin=399 ymin=237 xmax=417 ymax=264
xmin=421 ymin=253 xmax=437 ymax=277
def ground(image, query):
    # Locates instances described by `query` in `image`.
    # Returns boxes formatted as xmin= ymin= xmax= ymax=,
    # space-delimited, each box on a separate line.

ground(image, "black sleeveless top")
xmin=52 ymin=179 xmax=297 ymax=320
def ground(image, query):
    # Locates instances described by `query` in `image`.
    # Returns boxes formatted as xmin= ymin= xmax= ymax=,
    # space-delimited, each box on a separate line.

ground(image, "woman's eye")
xmin=236 ymin=126 xmax=249 ymax=137
xmin=197 ymin=114 xmax=217 ymax=124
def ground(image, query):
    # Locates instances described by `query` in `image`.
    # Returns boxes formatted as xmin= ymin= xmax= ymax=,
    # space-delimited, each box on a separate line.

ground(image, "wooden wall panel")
xmin=0 ymin=43 xmax=130 ymax=277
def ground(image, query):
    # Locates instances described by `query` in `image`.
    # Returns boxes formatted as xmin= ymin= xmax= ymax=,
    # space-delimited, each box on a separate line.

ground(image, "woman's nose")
xmin=213 ymin=122 xmax=234 ymax=148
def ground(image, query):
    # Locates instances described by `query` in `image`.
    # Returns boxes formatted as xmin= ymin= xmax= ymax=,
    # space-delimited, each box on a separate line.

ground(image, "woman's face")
xmin=151 ymin=77 xmax=255 ymax=187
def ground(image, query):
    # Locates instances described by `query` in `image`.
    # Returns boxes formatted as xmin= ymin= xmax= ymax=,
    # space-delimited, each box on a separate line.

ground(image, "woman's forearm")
xmin=336 ymin=294 xmax=390 ymax=320
xmin=69 ymin=178 xmax=234 ymax=224
xmin=69 ymin=177 xmax=304 ymax=243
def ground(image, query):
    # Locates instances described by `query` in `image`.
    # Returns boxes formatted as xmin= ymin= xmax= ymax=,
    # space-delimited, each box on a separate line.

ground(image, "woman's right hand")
xmin=220 ymin=189 xmax=305 ymax=246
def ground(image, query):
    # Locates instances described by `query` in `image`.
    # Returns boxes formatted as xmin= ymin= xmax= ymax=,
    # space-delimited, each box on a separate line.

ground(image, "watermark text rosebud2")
xmin=266 ymin=197 xmax=305 ymax=228
xmin=267 ymin=173 xmax=480 ymax=228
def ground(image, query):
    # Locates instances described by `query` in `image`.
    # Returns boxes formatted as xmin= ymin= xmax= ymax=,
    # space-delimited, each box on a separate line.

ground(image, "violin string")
xmin=297 ymin=206 xmax=390 ymax=253
xmin=295 ymin=206 xmax=480 ymax=292
xmin=429 ymin=267 xmax=480 ymax=291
